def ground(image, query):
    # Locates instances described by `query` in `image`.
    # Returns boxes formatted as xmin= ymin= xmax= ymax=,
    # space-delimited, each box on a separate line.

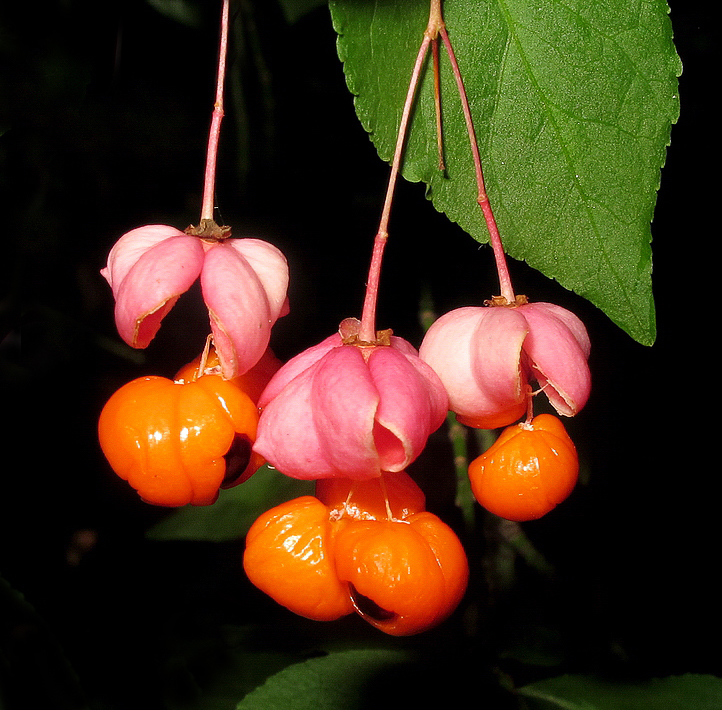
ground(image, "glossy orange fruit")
xmin=332 ymin=512 xmax=469 ymax=636
xmin=243 ymin=496 xmax=354 ymax=621
xmin=98 ymin=372 xmax=263 ymax=507
xmin=468 ymin=413 xmax=578 ymax=521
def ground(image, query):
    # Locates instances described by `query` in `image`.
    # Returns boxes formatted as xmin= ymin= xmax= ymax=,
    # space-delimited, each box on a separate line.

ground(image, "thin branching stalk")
xmin=200 ymin=0 xmax=231 ymax=224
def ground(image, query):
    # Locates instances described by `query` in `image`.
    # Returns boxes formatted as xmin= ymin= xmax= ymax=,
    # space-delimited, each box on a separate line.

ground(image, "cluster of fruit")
xmin=97 ymin=220 xmax=590 ymax=635
xmin=96 ymin=0 xmax=591 ymax=638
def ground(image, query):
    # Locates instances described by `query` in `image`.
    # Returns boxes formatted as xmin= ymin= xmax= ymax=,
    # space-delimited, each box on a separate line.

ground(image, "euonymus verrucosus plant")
xmin=95 ymin=0 xmax=683 ymax=698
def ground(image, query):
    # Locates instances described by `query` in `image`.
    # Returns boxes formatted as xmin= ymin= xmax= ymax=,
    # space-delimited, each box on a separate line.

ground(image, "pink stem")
xmin=359 ymin=34 xmax=432 ymax=343
xmin=432 ymin=36 xmax=445 ymax=171
xmin=200 ymin=0 xmax=230 ymax=223
xmin=439 ymin=26 xmax=516 ymax=303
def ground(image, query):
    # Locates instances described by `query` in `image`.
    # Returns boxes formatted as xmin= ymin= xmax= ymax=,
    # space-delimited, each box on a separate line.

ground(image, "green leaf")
xmin=145 ymin=465 xmax=314 ymax=542
xmin=235 ymin=649 xmax=412 ymax=710
xmin=519 ymin=673 xmax=722 ymax=710
xmin=330 ymin=0 xmax=681 ymax=345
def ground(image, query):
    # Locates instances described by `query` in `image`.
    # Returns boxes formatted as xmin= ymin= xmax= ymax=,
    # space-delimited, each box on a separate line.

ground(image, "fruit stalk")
xmin=359 ymin=1 xmax=452 ymax=343
xmin=200 ymin=0 xmax=230 ymax=224
xmin=359 ymin=0 xmax=517 ymax=343
xmin=438 ymin=25 xmax=515 ymax=304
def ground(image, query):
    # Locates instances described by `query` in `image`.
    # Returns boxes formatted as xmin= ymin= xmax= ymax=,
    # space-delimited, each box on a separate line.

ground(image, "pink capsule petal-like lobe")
xmin=420 ymin=298 xmax=591 ymax=426
xmin=226 ymin=238 xmax=290 ymax=322
xmin=522 ymin=302 xmax=591 ymax=357
xmin=102 ymin=226 xmax=290 ymax=373
xmin=257 ymin=334 xmax=340 ymax=408
xmin=201 ymin=240 xmax=288 ymax=379
xmin=252 ymin=358 xmax=341 ymax=479
xmin=101 ymin=224 xmax=189 ymax=296
xmin=368 ymin=345 xmax=448 ymax=471
xmin=420 ymin=307 xmax=529 ymax=429
xmin=518 ymin=302 xmax=591 ymax=416
xmin=254 ymin=334 xmax=448 ymax=480
xmin=311 ymin=346 xmax=382 ymax=478
xmin=101 ymin=225 xmax=205 ymax=348
xmin=253 ymin=348 xmax=381 ymax=480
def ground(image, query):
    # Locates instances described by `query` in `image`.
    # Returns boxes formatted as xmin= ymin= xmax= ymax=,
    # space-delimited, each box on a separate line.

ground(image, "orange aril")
xmin=243 ymin=496 xmax=354 ymax=621
xmin=98 ymin=372 xmax=263 ymax=507
xmin=468 ymin=413 xmax=578 ymax=521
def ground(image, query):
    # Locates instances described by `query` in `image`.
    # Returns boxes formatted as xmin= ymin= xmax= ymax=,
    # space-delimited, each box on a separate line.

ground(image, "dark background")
xmin=2 ymin=1 xmax=716 ymax=709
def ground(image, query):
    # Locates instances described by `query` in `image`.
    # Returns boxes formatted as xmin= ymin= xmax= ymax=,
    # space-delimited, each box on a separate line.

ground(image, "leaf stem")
xmin=200 ymin=0 xmax=230 ymax=223
xmin=438 ymin=26 xmax=515 ymax=303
